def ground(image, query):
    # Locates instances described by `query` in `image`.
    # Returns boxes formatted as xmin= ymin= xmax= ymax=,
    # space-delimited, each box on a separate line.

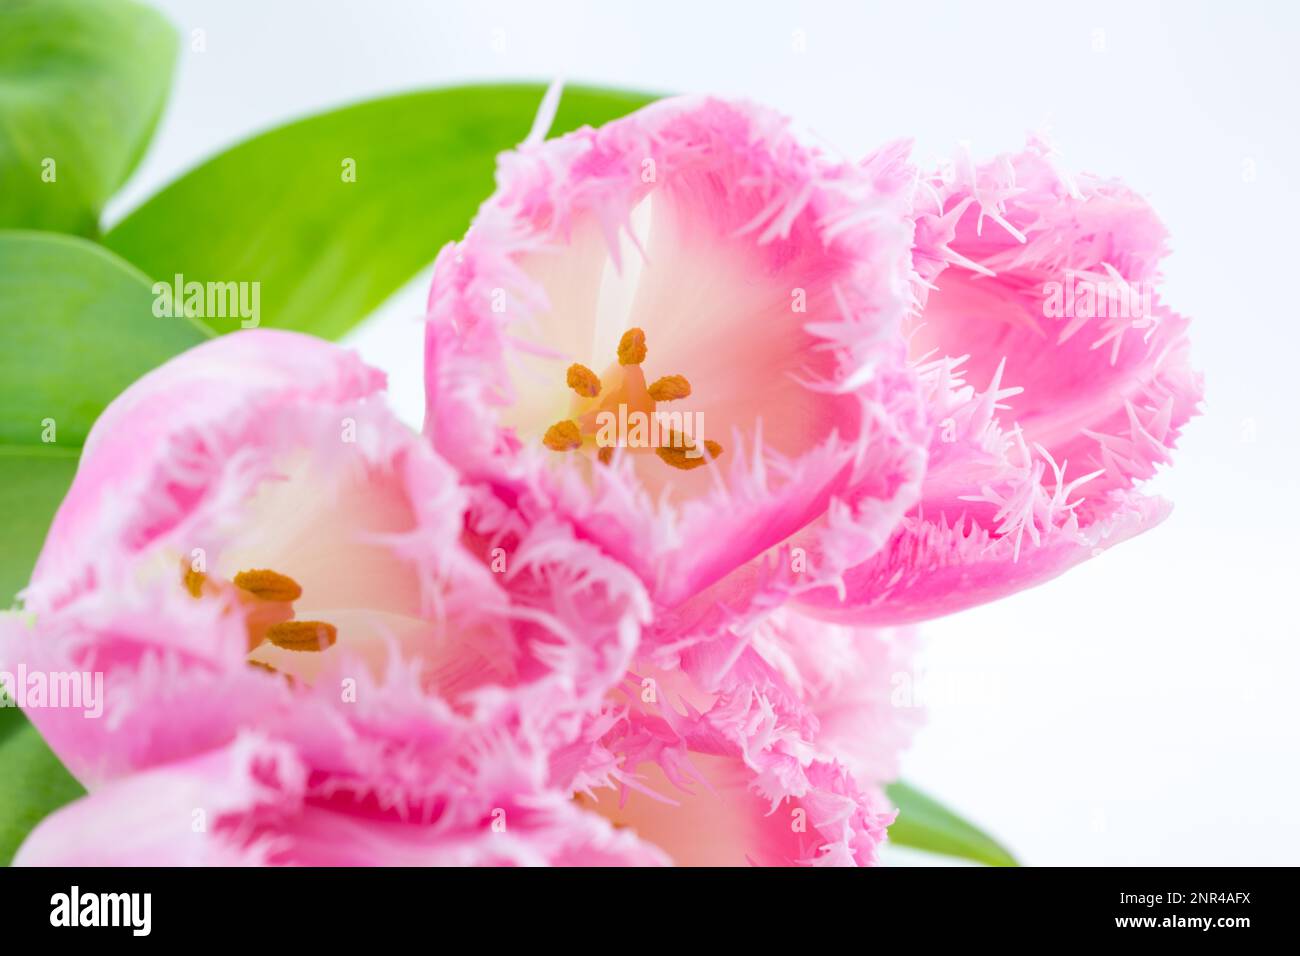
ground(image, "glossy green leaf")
xmin=0 ymin=231 xmax=212 ymax=603
xmin=0 ymin=704 xmax=86 ymax=866
xmin=104 ymin=84 xmax=657 ymax=339
xmin=0 ymin=232 xmax=214 ymax=448
xmin=0 ymin=0 xmax=177 ymax=236
xmin=886 ymin=781 xmax=1019 ymax=866
xmin=0 ymin=450 xmax=78 ymax=609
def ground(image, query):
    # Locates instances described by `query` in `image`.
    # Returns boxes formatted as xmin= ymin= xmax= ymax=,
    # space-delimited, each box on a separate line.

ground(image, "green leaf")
xmin=0 ymin=450 xmax=79 ymax=609
xmin=886 ymin=781 xmax=1019 ymax=866
xmin=0 ymin=0 xmax=177 ymax=236
xmin=0 ymin=231 xmax=212 ymax=602
xmin=0 ymin=704 xmax=86 ymax=866
xmin=104 ymin=83 xmax=657 ymax=339
xmin=0 ymin=232 xmax=214 ymax=448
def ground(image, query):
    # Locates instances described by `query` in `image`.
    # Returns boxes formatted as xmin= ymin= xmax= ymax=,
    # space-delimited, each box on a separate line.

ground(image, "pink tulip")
xmin=794 ymin=137 xmax=1202 ymax=623
xmin=423 ymin=96 xmax=929 ymax=657
xmin=3 ymin=330 xmax=662 ymax=864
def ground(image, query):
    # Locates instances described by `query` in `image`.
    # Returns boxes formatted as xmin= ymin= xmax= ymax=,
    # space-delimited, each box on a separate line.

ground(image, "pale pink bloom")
xmin=2 ymin=330 xmax=663 ymax=865
xmin=424 ymin=95 xmax=928 ymax=655
xmin=794 ymin=138 xmax=1202 ymax=623
xmin=555 ymin=609 xmax=919 ymax=866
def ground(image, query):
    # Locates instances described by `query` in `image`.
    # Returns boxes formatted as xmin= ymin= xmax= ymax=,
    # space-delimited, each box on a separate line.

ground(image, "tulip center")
xmin=542 ymin=327 xmax=722 ymax=470
xmin=183 ymin=564 xmax=336 ymax=679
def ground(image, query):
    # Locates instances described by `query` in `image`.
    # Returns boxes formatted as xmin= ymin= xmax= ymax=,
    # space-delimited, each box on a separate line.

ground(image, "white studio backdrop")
xmin=105 ymin=0 xmax=1300 ymax=865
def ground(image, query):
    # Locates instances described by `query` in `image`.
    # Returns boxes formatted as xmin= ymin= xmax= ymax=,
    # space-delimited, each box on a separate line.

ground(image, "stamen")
xmin=566 ymin=363 xmax=602 ymax=398
xmin=543 ymin=420 xmax=583 ymax=451
xmin=233 ymin=568 xmax=303 ymax=602
xmin=648 ymin=375 xmax=691 ymax=401
xmin=547 ymin=329 xmax=707 ymax=466
xmin=656 ymin=434 xmax=723 ymax=471
xmin=265 ymin=620 xmax=338 ymax=652
xmin=183 ymin=568 xmax=206 ymax=598
xmin=617 ymin=327 xmax=647 ymax=365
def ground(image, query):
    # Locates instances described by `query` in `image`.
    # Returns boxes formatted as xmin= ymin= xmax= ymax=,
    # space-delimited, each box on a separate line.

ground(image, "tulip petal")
xmin=559 ymin=608 xmax=917 ymax=865
xmin=14 ymin=733 xmax=667 ymax=866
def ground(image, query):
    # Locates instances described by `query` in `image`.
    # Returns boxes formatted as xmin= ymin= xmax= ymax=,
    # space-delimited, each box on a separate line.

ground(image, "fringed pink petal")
xmin=13 ymin=734 xmax=307 ymax=866
xmin=797 ymin=138 xmax=1201 ymax=623
xmin=751 ymin=610 xmax=921 ymax=784
xmin=13 ymin=733 xmax=667 ymax=866
xmin=558 ymin=605 xmax=918 ymax=865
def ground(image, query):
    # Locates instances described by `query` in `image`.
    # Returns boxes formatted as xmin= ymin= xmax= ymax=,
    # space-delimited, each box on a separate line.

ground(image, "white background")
xmin=110 ymin=0 xmax=1300 ymax=865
